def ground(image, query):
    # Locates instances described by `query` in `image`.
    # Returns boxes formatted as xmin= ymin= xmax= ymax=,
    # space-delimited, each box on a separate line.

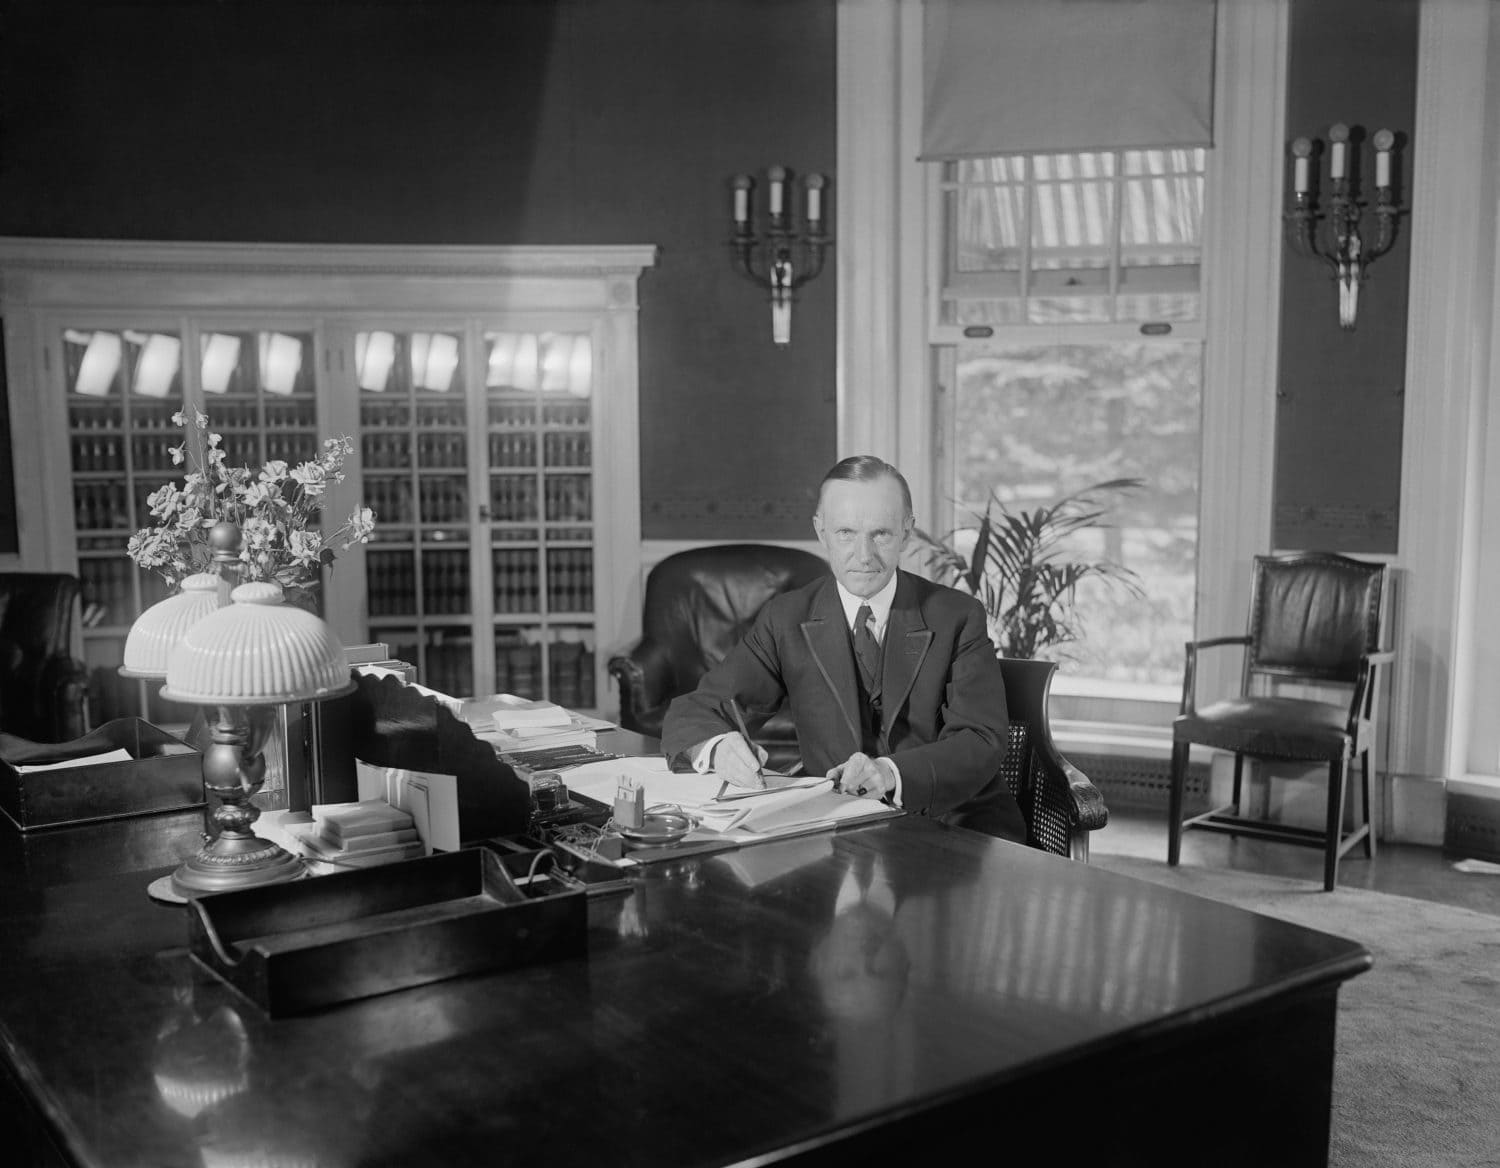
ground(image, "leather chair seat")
xmin=1174 ymin=697 xmax=1368 ymax=763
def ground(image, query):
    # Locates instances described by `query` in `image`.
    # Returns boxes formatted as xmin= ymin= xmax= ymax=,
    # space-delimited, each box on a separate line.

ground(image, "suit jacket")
xmin=661 ymin=570 xmax=1023 ymax=840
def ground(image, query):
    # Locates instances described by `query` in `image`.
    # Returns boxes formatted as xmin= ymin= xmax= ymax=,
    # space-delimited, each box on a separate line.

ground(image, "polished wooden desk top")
xmin=0 ymin=795 xmax=1369 ymax=1167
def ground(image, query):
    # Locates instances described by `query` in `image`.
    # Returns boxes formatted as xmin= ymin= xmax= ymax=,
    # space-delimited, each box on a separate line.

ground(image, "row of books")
xmin=69 ymin=401 xmax=177 ymax=431
xmin=422 ymin=643 xmax=473 ymax=704
xmin=420 ymin=553 xmax=471 ymax=615
xmin=490 ymin=551 xmax=541 ymax=613
xmin=366 ymin=548 xmax=595 ymax=618
xmin=367 ymin=552 xmax=471 ymax=617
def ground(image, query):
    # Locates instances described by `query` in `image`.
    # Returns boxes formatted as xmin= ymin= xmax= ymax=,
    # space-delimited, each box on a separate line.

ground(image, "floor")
xmin=1092 ymin=804 xmax=1500 ymax=917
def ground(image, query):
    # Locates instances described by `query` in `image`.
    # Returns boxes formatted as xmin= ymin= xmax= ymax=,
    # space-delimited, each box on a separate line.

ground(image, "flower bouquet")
xmin=127 ymin=410 xmax=376 ymax=606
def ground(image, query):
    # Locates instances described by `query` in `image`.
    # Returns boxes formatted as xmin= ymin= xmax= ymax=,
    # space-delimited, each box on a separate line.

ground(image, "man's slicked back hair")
xmin=817 ymin=455 xmax=913 ymax=519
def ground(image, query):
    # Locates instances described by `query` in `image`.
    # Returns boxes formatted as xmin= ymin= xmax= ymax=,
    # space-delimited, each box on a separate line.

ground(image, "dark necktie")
xmin=854 ymin=603 xmax=881 ymax=688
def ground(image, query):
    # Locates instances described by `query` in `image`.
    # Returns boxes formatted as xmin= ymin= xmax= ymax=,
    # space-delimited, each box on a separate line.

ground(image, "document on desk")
xmin=710 ymin=783 xmax=896 ymax=839
xmin=14 ymin=748 xmax=133 ymax=773
xmin=563 ymin=755 xmax=894 ymax=839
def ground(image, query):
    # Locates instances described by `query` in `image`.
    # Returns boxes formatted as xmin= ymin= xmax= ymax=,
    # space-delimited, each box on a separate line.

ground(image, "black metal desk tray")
xmin=0 ymin=717 xmax=201 ymax=831
xmin=187 ymin=846 xmax=587 ymax=1017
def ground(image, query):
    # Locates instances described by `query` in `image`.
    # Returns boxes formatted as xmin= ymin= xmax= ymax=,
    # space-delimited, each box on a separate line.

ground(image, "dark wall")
xmin=1274 ymin=0 xmax=1418 ymax=553
xmin=0 ymin=0 xmax=838 ymax=541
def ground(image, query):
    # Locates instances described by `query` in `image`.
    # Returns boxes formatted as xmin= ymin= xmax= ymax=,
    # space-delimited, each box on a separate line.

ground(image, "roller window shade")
xmin=921 ymin=0 xmax=1217 ymax=160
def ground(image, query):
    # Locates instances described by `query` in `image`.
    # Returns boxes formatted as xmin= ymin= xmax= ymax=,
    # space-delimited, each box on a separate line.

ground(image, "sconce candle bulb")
xmin=1373 ymin=128 xmax=1394 ymax=189
xmin=1291 ymin=137 xmax=1312 ymax=195
xmin=806 ymin=173 xmax=825 ymax=225
xmin=1328 ymin=122 xmax=1349 ymax=180
xmin=767 ymin=165 xmax=786 ymax=219
xmin=1284 ymin=122 xmax=1404 ymax=330
xmin=728 ymin=165 xmax=833 ymax=345
xmin=732 ymin=174 xmax=752 ymax=228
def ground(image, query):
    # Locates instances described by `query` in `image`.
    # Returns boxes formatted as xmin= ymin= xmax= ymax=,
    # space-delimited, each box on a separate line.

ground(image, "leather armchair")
xmin=0 ymin=573 xmax=90 ymax=743
xmin=1167 ymin=552 xmax=1391 ymax=891
xmin=607 ymin=544 xmax=829 ymax=772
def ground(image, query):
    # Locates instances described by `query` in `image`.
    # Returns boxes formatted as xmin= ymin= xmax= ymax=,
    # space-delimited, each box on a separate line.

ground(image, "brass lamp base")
xmin=162 ymin=705 xmax=307 ymax=900
xmin=170 ymin=830 xmax=306 ymax=898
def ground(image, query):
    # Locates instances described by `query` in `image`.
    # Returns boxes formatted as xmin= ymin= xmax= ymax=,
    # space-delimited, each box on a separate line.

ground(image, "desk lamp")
xmin=152 ymin=540 xmax=354 ymax=900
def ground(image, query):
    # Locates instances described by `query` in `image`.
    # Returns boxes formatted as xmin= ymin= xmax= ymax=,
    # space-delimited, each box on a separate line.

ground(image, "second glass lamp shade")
xmin=120 ymin=573 xmax=223 ymax=680
xmin=161 ymin=582 xmax=355 ymax=706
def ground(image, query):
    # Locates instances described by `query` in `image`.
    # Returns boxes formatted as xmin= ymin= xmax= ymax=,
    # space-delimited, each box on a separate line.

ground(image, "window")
xmin=936 ymin=149 xmax=1207 ymax=694
xmin=941 ymin=149 xmax=1206 ymax=327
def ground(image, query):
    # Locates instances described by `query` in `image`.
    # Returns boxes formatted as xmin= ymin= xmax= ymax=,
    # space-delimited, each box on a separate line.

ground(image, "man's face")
xmin=814 ymin=476 xmax=912 ymax=599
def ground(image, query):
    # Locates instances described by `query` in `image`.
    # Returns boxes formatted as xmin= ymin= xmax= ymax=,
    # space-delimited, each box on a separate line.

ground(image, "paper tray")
xmin=188 ymin=847 xmax=586 ymax=1016
xmin=0 ymin=718 xmax=201 ymax=831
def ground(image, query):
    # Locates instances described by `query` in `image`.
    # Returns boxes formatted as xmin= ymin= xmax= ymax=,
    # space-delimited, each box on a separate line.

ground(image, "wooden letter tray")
xmin=187 ymin=847 xmax=586 ymax=1016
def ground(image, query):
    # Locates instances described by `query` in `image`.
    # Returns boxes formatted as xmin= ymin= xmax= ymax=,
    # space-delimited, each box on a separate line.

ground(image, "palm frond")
xmin=908 ymin=477 xmax=1144 ymax=659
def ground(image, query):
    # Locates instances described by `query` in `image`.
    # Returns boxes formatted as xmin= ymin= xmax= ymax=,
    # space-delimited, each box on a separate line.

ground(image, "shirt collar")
xmin=834 ymin=573 xmax=898 ymax=638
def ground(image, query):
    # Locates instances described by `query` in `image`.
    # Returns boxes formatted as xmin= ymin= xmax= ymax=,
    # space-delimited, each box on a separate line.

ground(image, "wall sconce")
xmin=729 ymin=166 xmax=832 ymax=345
xmin=1284 ymin=123 xmax=1404 ymax=330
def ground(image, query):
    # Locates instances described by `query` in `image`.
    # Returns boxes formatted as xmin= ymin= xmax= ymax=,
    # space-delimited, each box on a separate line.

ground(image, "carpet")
xmin=1090 ymin=855 xmax=1500 ymax=1167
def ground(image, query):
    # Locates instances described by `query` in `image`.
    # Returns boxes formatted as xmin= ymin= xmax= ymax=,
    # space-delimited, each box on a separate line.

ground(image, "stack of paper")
xmin=486 ymin=698 xmax=573 ymax=732
xmin=465 ymin=696 xmax=598 ymax=753
xmin=563 ymin=757 xmax=895 ymax=846
xmin=291 ymin=799 xmax=426 ymax=867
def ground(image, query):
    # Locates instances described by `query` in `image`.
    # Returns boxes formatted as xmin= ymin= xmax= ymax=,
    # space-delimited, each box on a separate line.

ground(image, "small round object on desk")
xmin=618 ymin=810 xmax=694 ymax=846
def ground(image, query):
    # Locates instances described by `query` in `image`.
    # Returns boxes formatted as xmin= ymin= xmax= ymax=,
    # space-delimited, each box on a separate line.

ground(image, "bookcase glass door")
xmin=360 ymin=326 xmax=597 ymax=706
xmin=360 ymin=329 xmax=475 ymax=699
xmin=65 ymin=325 xmax=320 ymax=725
xmin=487 ymin=329 xmax=596 ymax=709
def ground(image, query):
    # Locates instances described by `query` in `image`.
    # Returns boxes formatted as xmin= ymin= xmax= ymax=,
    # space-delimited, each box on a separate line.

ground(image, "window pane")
xmin=943 ymin=148 xmax=1205 ymax=326
xmin=950 ymin=341 xmax=1201 ymax=687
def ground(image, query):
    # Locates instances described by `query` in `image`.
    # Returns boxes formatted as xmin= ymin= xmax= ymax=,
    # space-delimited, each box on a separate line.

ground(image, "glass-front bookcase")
xmin=357 ymin=326 xmax=600 ymax=707
xmin=0 ymin=240 xmax=655 ymax=721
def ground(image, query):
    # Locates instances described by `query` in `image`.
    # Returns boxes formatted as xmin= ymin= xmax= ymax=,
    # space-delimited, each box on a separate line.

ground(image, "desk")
xmin=0 ymin=771 xmax=1369 ymax=1167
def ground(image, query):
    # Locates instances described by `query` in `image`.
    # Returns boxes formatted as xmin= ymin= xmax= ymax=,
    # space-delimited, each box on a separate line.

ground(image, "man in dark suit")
xmin=661 ymin=455 xmax=1024 ymax=842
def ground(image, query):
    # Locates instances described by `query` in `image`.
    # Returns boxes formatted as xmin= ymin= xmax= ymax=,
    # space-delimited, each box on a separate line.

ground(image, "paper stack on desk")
xmin=466 ymin=694 xmax=600 ymax=753
xmin=563 ymin=756 xmax=896 ymax=845
xmin=291 ymin=800 xmax=427 ymax=867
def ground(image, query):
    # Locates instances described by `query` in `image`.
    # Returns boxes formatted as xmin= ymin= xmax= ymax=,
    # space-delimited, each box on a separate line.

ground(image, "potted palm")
xmin=908 ymin=478 xmax=1144 ymax=660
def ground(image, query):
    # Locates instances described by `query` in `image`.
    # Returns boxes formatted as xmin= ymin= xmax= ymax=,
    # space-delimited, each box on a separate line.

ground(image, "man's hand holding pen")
xmin=710 ymin=731 xmax=773 ymax=789
xmin=715 ymin=697 xmax=793 ymax=790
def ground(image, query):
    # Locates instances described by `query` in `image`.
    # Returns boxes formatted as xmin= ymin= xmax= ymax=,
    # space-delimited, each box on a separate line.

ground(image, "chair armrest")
xmin=1034 ymin=734 xmax=1109 ymax=831
xmin=1186 ymin=635 xmax=1254 ymax=651
xmin=1346 ymin=649 xmax=1396 ymax=729
xmin=606 ymin=639 xmax=677 ymax=733
xmin=1179 ymin=634 xmax=1251 ymax=715
xmin=1025 ymin=730 xmax=1108 ymax=861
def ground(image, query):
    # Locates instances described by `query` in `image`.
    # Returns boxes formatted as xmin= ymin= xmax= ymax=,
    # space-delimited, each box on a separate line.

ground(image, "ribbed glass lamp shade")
xmin=161 ymin=581 xmax=355 ymax=705
xmin=120 ymin=573 xmax=223 ymax=680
